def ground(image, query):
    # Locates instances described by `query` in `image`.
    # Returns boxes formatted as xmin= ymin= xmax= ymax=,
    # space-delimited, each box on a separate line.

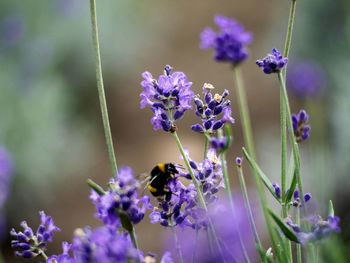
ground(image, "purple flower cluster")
xmin=200 ymin=15 xmax=252 ymax=65
xmin=10 ymin=211 xmax=60 ymax=259
xmin=71 ymin=226 xmax=140 ymax=263
xmin=286 ymin=215 xmax=340 ymax=245
xmin=90 ymin=167 xmax=151 ymax=226
xmin=256 ymin=48 xmax=288 ymax=74
xmin=292 ymin=109 xmax=311 ymax=143
xmin=192 ymin=83 xmax=234 ymax=134
xmin=188 ymin=149 xmax=224 ymax=205
xmin=210 ymin=136 xmax=230 ymax=152
xmin=149 ymin=178 xmax=205 ymax=229
xmin=140 ymin=65 xmax=194 ymax=132
xmin=272 ymin=183 xmax=312 ymax=207
xmin=287 ymin=61 xmax=326 ymax=99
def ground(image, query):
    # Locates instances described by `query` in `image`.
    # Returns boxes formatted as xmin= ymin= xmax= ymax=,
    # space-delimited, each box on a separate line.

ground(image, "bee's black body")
xmin=148 ymin=163 xmax=179 ymax=200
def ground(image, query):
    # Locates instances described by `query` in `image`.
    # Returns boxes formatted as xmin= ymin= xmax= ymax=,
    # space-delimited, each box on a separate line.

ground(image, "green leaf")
xmin=285 ymin=170 xmax=297 ymax=204
xmin=268 ymin=208 xmax=299 ymax=243
xmin=329 ymin=200 xmax=334 ymax=217
xmin=87 ymin=178 xmax=105 ymax=196
xmin=243 ymin=148 xmax=280 ymax=202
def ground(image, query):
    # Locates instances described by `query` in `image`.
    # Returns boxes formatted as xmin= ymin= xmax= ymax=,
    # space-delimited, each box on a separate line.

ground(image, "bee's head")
xmin=165 ymin=163 xmax=179 ymax=174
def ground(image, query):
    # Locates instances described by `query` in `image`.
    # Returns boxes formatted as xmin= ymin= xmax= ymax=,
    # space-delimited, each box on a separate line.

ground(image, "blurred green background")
xmin=1 ymin=0 xmax=349 ymax=262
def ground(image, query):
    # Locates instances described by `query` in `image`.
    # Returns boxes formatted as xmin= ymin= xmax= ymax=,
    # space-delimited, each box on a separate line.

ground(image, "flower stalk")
xmin=89 ymin=0 xmax=118 ymax=176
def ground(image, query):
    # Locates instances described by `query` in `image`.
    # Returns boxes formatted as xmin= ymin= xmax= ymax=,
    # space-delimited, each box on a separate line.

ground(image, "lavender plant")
xmin=9 ymin=0 xmax=342 ymax=262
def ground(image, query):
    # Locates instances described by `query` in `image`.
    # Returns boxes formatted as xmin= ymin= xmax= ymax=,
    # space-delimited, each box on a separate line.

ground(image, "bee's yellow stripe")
xmin=157 ymin=163 xmax=166 ymax=173
xmin=147 ymin=185 xmax=158 ymax=193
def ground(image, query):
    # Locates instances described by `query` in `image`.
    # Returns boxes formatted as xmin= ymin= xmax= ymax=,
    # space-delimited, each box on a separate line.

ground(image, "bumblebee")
xmin=147 ymin=163 xmax=179 ymax=201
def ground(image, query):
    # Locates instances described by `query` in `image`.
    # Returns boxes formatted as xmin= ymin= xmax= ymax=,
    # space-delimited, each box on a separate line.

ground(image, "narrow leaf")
xmin=329 ymin=200 xmax=334 ymax=217
xmin=87 ymin=179 xmax=105 ymax=196
xmin=268 ymin=208 xmax=299 ymax=243
xmin=243 ymin=148 xmax=280 ymax=202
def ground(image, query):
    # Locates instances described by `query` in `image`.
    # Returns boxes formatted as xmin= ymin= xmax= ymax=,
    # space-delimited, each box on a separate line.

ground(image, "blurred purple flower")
xmin=90 ymin=167 xmax=151 ymax=226
xmin=200 ymin=15 xmax=252 ymax=65
xmin=0 ymin=14 xmax=25 ymax=48
xmin=192 ymin=83 xmax=234 ymax=134
xmin=292 ymin=109 xmax=311 ymax=143
xmin=10 ymin=211 xmax=60 ymax=259
xmin=286 ymin=215 xmax=340 ymax=245
xmin=0 ymin=146 xmax=14 ymax=207
xmin=178 ymin=197 xmax=256 ymax=262
xmin=47 ymin=242 xmax=75 ymax=263
xmin=256 ymin=48 xmax=288 ymax=74
xmin=72 ymin=226 xmax=140 ymax=263
xmin=287 ymin=61 xmax=326 ymax=99
xmin=140 ymin=65 xmax=194 ymax=132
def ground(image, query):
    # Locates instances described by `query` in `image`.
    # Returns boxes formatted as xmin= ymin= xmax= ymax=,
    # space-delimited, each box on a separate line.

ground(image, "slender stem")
xmin=89 ymin=0 xmax=118 ymax=176
xmin=220 ymin=153 xmax=250 ymax=263
xmin=172 ymin=131 xmax=207 ymax=210
xmin=172 ymin=226 xmax=184 ymax=263
xmin=296 ymin=209 xmax=302 ymax=263
xmin=277 ymin=73 xmax=305 ymax=208
xmin=233 ymin=67 xmax=256 ymax=160
xmin=236 ymin=163 xmax=262 ymax=249
xmin=283 ymin=0 xmax=297 ymax=75
xmin=204 ymin=133 xmax=209 ymax=159
xmin=39 ymin=250 xmax=48 ymax=261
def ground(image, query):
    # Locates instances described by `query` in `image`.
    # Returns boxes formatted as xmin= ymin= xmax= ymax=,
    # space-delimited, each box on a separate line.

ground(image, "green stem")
xmin=39 ymin=250 xmax=48 ymax=261
xmin=204 ymin=133 xmax=209 ymax=159
xmin=277 ymin=73 xmax=305 ymax=208
xmin=172 ymin=226 xmax=184 ymax=263
xmin=281 ymin=89 xmax=288 ymax=217
xmin=283 ymin=0 xmax=297 ymax=61
xmin=236 ymin=162 xmax=262 ymax=252
xmin=233 ymin=67 xmax=256 ymax=160
xmin=89 ymin=0 xmax=118 ymax=176
xmin=172 ymin=131 xmax=207 ymax=210
xmin=296 ymin=209 xmax=302 ymax=263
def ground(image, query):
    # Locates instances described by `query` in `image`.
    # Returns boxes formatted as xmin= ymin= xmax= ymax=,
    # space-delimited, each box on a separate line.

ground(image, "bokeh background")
xmin=1 ymin=0 xmax=349 ymax=262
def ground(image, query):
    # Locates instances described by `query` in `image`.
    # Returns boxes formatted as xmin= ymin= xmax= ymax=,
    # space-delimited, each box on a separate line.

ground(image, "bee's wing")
xmin=141 ymin=173 xmax=160 ymax=195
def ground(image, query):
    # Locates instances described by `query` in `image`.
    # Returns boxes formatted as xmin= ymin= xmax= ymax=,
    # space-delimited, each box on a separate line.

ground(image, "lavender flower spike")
xmin=200 ymin=15 xmax=253 ymax=65
xmin=292 ymin=109 xmax=311 ymax=143
xmin=256 ymin=48 xmax=288 ymax=74
xmin=10 ymin=211 xmax=60 ymax=259
xmin=192 ymin=83 xmax=234 ymax=134
xmin=140 ymin=65 xmax=194 ymax=132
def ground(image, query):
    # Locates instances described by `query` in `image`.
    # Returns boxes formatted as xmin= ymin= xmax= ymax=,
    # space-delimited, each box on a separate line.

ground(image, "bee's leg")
xmin=163 ymin=186 xmax=172 ymax=202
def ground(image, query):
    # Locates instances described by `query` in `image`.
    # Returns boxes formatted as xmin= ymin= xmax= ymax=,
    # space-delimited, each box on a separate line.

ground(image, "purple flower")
xmin=47 ymin=242 xmax=76 ymax=263
xmin=287 ymin=61 xmax=326 ymax=99
xmin=72 ymin=226 xmax=140 ymax=263
xmin=10 ymin=211 xmax=60 ymax=259
xmin=256 ymin=48 xmax=288 ymax=74
xmin=192 ymin=83 xmax=234 ymax=134
xmin=200 ymin=15 xmax=252 ymax=65
xmin=1 ymin=14 xmax=25 ymax=48
xmin=0 ymin=146 xmax=14 ymax=208
xmin=272 ymin=183 xmax=312 ymax=207
xmin=178 ymin=197 xmax=256 ymax=262
xmin=90 ymin=167 xmax=151 ymax=226
xmin=292 ymin=109 xmax=311 ymax=143
xmin=286 ymin=215 xmax=340 ymax=245
xmin=140 ymin=65 xmax=194 ymax=132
